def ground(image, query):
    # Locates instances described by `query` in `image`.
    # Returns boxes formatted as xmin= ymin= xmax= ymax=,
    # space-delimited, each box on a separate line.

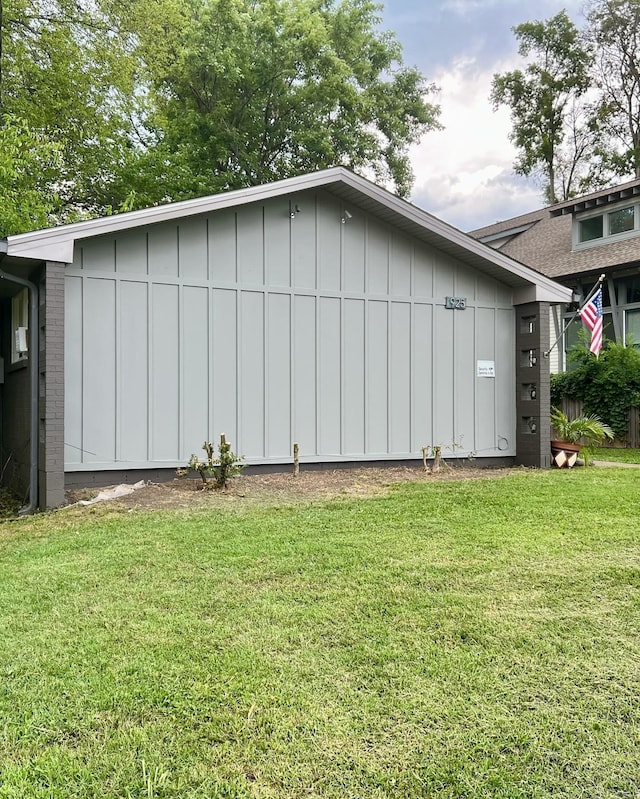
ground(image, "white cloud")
xmin=409 ymin=56 xmax=542 ymax=230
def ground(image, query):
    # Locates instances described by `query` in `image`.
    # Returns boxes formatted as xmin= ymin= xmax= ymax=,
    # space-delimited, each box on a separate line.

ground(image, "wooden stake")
xmin=293 ymin=442 xmax=299 ymax=476
xmin=432 ymin=445 xmax=441 ymax=473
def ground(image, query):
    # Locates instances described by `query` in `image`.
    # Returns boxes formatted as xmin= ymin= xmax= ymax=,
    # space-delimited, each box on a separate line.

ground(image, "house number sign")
xmin=445 ymin=296 xmax=467 ymax=310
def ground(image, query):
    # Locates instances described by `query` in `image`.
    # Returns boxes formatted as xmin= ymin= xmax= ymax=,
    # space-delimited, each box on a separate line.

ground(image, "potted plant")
xmin=550 ymin=407 xmax=614 ymax=467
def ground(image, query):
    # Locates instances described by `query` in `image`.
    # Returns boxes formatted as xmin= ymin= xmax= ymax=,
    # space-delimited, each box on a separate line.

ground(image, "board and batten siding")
xmin=64 ymin=189 xmax=516 ymax=471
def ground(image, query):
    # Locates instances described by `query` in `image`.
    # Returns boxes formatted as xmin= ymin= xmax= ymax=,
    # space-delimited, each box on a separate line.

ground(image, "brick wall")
xmin=39 ymin=262 xmax=65 ymax=508
xmin=515 ymin=302 xmax=551 ymax=468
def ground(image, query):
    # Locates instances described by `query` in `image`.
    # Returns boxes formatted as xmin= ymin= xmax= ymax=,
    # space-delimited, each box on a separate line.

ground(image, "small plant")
xmin=178 ymin=434 xmax=245 ymax=489
xmin=550 ymin=407 xmax=614 ymax=446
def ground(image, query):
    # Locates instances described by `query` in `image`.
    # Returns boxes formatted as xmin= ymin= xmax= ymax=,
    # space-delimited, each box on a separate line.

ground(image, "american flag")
xmin=580 ymin=287 xmax=603 ymax=357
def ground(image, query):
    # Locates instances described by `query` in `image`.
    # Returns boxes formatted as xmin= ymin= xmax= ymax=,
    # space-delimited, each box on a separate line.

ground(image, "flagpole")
xmin=543 ymin=273 xmax=606 ymax=358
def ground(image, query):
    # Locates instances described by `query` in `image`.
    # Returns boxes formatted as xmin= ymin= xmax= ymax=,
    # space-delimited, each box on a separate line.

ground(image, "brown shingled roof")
xmin=470 ymin=189 xmax=640 ymax=280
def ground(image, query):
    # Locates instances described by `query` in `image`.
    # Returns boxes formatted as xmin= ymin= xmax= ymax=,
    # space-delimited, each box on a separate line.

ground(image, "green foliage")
xmin=551 ymin=340 xmax=640 ymax=439
xmin=550 ymin=406 xmax=614 ymax=444
xmin=0 ymin=116 xmax=62 ymax=235
xmin=586 ymin=0 xmax=640 ymax=179
xmin=181 ymin=434 xmax=245 ymax=488
xmin=110 ymin=0 xmax=441 ymax=206
xmin=0 ymin=0 xmax=138 ymax=225
xmin=491 ymin=11 xmax=596 ymax=203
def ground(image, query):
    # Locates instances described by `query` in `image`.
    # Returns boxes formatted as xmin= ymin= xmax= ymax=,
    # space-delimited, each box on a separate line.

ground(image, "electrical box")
xmin=15 ymin=327 xmax=28 ymax=354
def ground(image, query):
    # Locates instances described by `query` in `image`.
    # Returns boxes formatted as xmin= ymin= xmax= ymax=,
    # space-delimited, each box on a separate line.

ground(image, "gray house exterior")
xmin=1 ymin=168 xmax=572 ymax=509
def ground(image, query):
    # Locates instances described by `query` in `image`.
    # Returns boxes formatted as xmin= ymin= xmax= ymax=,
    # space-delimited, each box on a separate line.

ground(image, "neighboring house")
xmin=471 ymin=178 xmax=640 ymax=371
xmin=0 ymin=167 xmax=571 ymax=510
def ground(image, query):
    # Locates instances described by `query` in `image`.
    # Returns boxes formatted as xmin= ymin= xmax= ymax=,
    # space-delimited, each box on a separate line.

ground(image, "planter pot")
xmin=551 ymin=440 xmax=581 ymax=468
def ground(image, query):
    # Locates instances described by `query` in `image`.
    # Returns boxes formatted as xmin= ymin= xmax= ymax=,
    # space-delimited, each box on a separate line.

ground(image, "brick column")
xmin=515 ymin=302 xmax=551 ymax=468
xmin=39 ymin=261 xmax=65 ymax=508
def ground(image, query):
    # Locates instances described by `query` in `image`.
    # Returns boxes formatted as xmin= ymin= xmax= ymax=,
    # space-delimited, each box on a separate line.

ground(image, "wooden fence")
xmin=555 ymin=399 xmax=640 ymax=448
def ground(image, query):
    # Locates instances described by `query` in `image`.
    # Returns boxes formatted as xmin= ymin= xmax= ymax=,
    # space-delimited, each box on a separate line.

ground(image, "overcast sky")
xmin=380 ymin=0 xmax=586 ymax=231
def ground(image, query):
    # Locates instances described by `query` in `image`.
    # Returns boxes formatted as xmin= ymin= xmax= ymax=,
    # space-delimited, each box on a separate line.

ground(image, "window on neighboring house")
xmin=575 ymin=204 xmax=638 ymax=248
xmin=625 ymin=308 xmax=640 ymax=348
xmin=579 ymin=215 xmax=604 ymax=242
xmin=11 ymin=288 xmax=29 ymax=364
xmin=609 ymin=206 xmax=635 ymax=235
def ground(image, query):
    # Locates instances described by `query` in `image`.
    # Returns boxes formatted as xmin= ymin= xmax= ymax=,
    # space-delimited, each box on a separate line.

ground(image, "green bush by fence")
xmin=551 ymin=340 xmax=640 ymax=441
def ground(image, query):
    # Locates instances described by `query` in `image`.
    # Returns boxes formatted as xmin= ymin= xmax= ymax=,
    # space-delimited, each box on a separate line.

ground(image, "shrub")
xmin=178 ymin=434 xmax=245 ymax=489
xmin=551 ymin=340 xmax=640 ymax=439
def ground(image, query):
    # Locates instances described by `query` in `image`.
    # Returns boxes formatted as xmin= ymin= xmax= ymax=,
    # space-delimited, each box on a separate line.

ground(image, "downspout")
xmin=0 ymin=242 xmax=39 ymax=514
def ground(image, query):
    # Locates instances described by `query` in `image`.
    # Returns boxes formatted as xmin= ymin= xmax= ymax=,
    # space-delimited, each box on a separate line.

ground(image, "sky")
xmin=380 ymin=0 xmax=586 ymax=231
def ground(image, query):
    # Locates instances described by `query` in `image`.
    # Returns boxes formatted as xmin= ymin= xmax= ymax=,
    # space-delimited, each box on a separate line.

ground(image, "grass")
xmin=592 ymin=447 xmax=640 ymax=464
xmin=1 ymin=469 xmax=639 ymax=798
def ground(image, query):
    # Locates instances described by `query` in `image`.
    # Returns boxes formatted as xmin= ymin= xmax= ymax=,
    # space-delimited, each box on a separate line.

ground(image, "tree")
xmin=0 ymin=116 xmax=62 ymax=235
xmin=0 ymin=0 xmax=138 ymax=226
xmin=587 ymin=0 xmax=640 ymax=179
xmin=491 ymin=11 xmax=596 ymax=204
xmin=106 ymin=0 xmax=440 ymax=207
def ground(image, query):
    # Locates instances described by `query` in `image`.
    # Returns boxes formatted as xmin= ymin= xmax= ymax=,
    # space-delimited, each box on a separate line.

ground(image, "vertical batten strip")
xmin=146 ymin=236 xmax=153 ymax=461
xmin=263 ymin=290 xmax=269 ymax=458
xmin=114 ymin=277 xmax=120 ymax=463
xmin=80 ymin=272 xmax=85 ymax=464
xmin=386 ymin=299 xmax=391 ymax=454
xmin=206 ymin=219 xmax=213 ymax=442
xmin=178 ymin=283 xmax=184 ymax=460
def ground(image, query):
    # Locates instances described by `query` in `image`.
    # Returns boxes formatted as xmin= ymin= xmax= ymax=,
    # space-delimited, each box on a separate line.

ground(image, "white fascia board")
xmin=4 ymin=165 xmax=573 ymax=302
xmin=5 ymin=169 xmax=348 ymax=262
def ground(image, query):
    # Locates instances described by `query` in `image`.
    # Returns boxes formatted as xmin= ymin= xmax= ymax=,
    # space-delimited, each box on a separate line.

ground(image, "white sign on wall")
xmin=476 ymin=360 xmax=496 ymax=378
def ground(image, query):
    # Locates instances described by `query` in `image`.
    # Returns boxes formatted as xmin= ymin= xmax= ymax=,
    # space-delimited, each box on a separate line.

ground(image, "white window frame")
xmin=573 ymin=201 xmax=640 ymax=251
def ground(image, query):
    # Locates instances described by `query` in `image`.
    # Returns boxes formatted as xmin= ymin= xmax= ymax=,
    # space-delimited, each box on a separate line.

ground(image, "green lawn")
xmin=1 ymin=469 xmax=639 ymax=798
xmin=593 ymin=447 xmax=640 ymax=464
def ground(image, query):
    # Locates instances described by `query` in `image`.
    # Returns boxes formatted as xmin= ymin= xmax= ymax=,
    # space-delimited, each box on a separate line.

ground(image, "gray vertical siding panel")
xmin=81 ymin=237 xmax=116 ymax=272
xmin=238 ymin=205 xmax=265 ymax=285
xmin=414 ymin=248 xmax=434 ymax=298
xmin=209 ymin=210 xmax=237 ymax=283
xmin=240 ymin=291 xmax=265 ymax=457
xmin=433 ymin=304 xmax=455 ymax=445
xmin=211 ymin=288 xmax=238 ymax=447
xmin=291 ymin=193 xmax=317 ymax=289
xmin=318 ymin=297 xmax=341 ymax=454
xmin=342 ymin=211 xmax=366 ymax=293
xmin=412 ymin=302 xmax=433 ymax=450
xmin=265 ymin=200 xmax=291 ymax=287
xmin=476 ymin=273 xmax=496 ymax=304
xmin=454 ymin=306 xmax=476 ymax=452
xmin=148 ymin=226 xmax=178 ymax=276
xmin=367 ymin=300 xmax=388 ymax=453
xmin=367 ymin=223 xmax=389 ymax=295
xmin=119 ymin=281 xmax=149 ymax=461
xmin=390 ymin=235 xmax=412 ymax=296
xmin=343 ymin=299 xmax=365 ymax=454
xmin=182 ymin=286 xmax=210 ymax=458
xmin=293 ymin=295 xmax=317 ymax=454
xmin=390 ymin=302 xmax=412 ymax=453
xmin=83 ymin=278 xmax=116 ymax=462
xmin=496 ymin=308 xmax=516 ymax=453
xmin=475 ymin=307 xmax=497 ymax=455
xmin=178 ymin=218 xmax=208 ymax=280
xmin=317 ymin=193 xmax=341 ymax=292
xmin=267 ymin=292 xmax=291 ymax=457
xmin=64 ymin=275 xmax=83 ymax=464
xmin=151 ymin=284 xmax=180 ymax=459
xmin=116 ymin=229 xmax=147 ymax=274
xmin=434 ymin=256 xmax=455 ymax=299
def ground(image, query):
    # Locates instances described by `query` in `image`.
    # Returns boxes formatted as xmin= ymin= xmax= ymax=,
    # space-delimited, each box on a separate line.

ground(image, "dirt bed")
xmin=65 ymin=463 xmax=520 ymax=512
